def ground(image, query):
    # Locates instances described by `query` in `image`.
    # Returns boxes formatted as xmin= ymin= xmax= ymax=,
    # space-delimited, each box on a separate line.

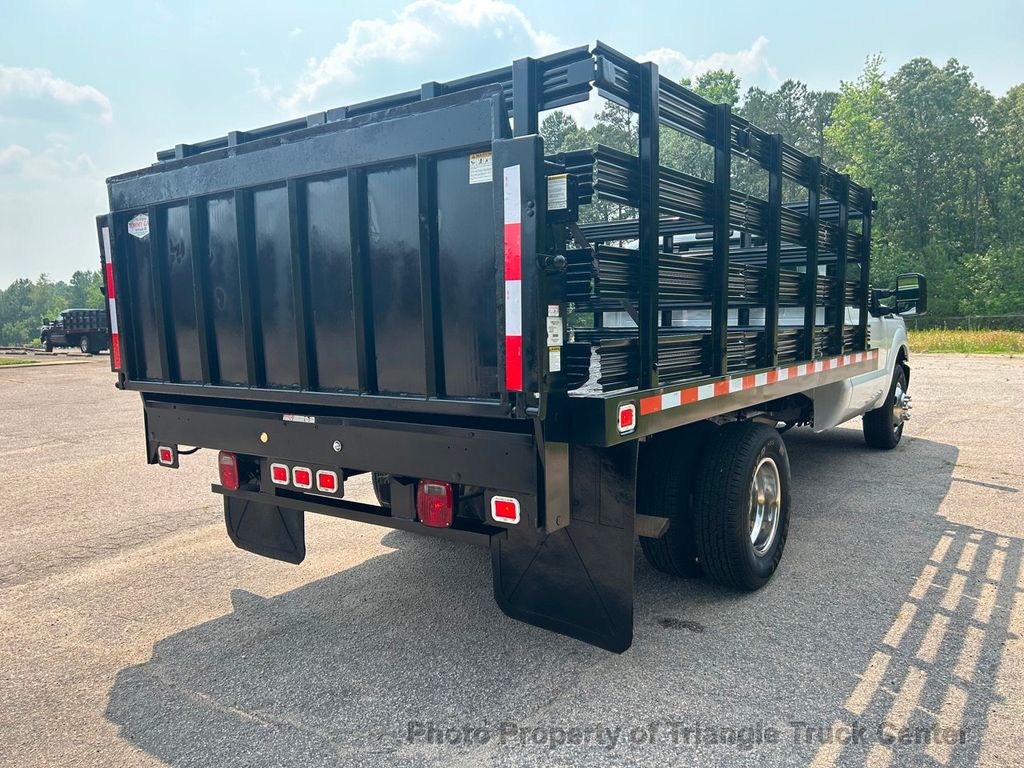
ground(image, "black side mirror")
xmin=895 ymin=273 xmax=927 ymax=317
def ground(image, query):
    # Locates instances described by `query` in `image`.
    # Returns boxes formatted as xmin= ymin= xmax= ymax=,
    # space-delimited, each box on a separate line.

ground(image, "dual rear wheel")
xmin=639 ymin=420 xmax=791 ymax=591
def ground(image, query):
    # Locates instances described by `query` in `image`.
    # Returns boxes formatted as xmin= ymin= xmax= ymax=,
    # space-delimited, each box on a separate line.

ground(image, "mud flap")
xmin=491 ymin=443 xmax=638 ymax=652
xmin=223 ymin=495 xmax=305 ymax=565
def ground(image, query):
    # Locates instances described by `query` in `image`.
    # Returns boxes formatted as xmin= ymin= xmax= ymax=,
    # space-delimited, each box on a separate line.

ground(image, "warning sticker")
xmin=127 ymin=213 xmax=150 ymax=239
xmin=546 ymin=316 xmax=563 ymax=346
xmin=548 ymin=347 xmax=562 ymax=373
xmin=469 ymin=151 xmax=492 ymax=184
xmin=547 ymin=304 xmax=560 ymax=317
xmin=547 ymin=173 xmax=568 ymax=210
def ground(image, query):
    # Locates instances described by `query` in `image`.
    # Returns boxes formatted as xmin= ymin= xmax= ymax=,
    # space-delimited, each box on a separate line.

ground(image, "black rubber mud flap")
xmin=223 ymin=495 xmax=305 ymax=565
xmin=491 ymin=443 xmax=638 ymax=652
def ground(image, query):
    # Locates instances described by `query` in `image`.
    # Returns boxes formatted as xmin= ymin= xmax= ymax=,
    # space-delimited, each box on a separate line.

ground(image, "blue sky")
xmin=2 ymin=0 xmax=1022 ymax=284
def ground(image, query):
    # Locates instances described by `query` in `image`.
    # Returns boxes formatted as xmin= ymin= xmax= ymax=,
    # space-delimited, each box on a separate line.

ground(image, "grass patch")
xmin=0 ymin=358 xmax=38 ymax=365
xmin=908 ymin=329 xmax=1024 ymax=354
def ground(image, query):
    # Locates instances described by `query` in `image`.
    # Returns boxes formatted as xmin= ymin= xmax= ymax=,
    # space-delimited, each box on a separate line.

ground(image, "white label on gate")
xmin=548 ymin=347 xmax=562 ymax=372
xmin=547 ymin=173 xmax=568 ymax=210
xmin=469 ymin=151 xmax=492 ymax=184
xmin=546 ymin=316 xmax=563 ymax=346
xmin=127 ymin=213 xmax=150 ymax=239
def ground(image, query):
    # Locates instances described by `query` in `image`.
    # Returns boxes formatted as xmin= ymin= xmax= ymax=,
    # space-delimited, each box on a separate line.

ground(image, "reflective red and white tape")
xmin=100 ymin=225 xmax=122 ymax=370
xmin=503 ymin=165 xmax=522 ymax=391
xmin=639 ymin=348 xmax=880 ymax=416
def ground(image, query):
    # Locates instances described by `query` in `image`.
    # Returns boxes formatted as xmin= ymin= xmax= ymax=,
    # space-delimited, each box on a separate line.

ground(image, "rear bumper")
xmin=142 ymin=396 xmax=538 ymax=495
xmin=214 ymin=484 xmax=500 ymax=548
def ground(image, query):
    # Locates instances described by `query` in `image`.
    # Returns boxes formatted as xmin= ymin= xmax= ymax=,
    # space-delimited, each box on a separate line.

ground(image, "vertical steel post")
xmin=188 ymin=198 xmax=216 ymax=385
xmin=765 ymin=134 xmax=783 ymax=368
xmin=233 ymin=190 xmax=264 ymax=387
xmin=804 ymin=156 xmax=821 ymax=360
xmin=638 ymin=62 xmax=661 ymax=390
xmin=287 ymin=180 xmax=316 ymax=391
xmin=105 ymin=215 xmax=134 ymax=378
xmin=417 ymin=155 xmax=444 ymax=397
xmin=859 ymin=189 xmax=872 ymax=350
xmin=348 ymin=170 xmax=377 ymax=393
xmin=420 ymin=81 xmax=443 ymax=100
xmin=710 ymin=103 xmax=732 ymax=377
xmin=512 ymin=57 xmax=539 ymax=137
xmin=148 ymin=206 xmax=174 ymax=382
xmin=833 ymin=174 xmax=850 ymax=354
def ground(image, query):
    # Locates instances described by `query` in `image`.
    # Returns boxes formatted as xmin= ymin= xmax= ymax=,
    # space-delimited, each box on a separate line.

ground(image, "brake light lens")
xmin=270 ymin=463 xmax=289 ymax=485
xmin=157 ymin=446 xmax=175 ymax=466
xmin=617 ymin=402 xmax=637 ymax=434
xmin=417 ymin=480 xmax=453 ymax=528
xmin=293 ymin=467 xmax=312 ymax=489
xmin=218 ymin=451 xmax=239 ymax=491
xmin=490 ymin=495 xmax=521 ymax=525
xmin=316 ymin=470 xmax=338 ymax=494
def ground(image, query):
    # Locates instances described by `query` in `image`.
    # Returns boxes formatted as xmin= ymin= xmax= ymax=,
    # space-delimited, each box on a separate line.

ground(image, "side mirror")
xmin=895 ymin=273 xmax=927 ymax=316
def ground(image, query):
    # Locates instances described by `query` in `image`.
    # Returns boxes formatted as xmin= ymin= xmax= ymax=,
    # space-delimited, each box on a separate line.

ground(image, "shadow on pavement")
xmin=105 ymin=428 xmax=1020 ymax=766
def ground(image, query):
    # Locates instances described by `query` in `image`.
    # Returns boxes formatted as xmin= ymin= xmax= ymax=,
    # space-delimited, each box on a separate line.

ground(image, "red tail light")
xmin=218 ymin=451 xmax=239 ymax=491
xmin=292 ymin=467 xmax=312 ymax=489
xmin=617 ymin=402 xmax=636 ymax=435
xmin=490 ymin=495 xmax=521 ymax=524
xmin=315 ymin=470 xmax=338 ymax=493
xmin=270 ymin=463 xmax=289 ymax=485
xmin=417 ymin=480 xmax=453 ymax=528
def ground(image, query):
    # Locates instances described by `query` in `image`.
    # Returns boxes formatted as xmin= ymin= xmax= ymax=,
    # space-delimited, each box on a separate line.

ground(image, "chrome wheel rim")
xmin=749 ymin=457 xmax=781 ymax=557
xmin=892 ymin=383 xmax=911 ymax=434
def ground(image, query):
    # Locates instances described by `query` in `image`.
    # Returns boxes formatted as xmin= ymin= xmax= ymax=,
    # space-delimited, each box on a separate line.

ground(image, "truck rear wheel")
xmin=692 ymin=422 xmax=791 ymax=591
xmin=79 ymin=335 xmax=92 ymax=355
xmin=863 ymin=366 xmax=909 ymax=450
xmin=637 ymin=425 xmax=712 ymax=578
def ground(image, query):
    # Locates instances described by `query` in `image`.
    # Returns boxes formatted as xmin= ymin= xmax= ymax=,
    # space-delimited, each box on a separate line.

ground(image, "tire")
xmin=637 ymin=424 xmax=713 ymax=578
xmin=863 ymin=365 xmax=909 ymax=450
xmin=692 ymin=422 xmax=791 ymax=591
xmin=43 ymin=335 xmax=53 ymax=353
xmin=79 ymin=335 xmax=92 ymax=355
xmin=371 ymin=472 xmax=391 ymax=508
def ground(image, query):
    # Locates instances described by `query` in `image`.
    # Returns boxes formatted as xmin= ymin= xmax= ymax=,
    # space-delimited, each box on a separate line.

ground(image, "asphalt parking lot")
xmin=1 ymin=354 xmax=1022 ymax=767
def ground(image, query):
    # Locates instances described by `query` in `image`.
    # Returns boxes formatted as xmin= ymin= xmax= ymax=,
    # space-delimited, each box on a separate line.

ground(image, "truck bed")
xmin=98 ymin=41 xmax=878 ymax=447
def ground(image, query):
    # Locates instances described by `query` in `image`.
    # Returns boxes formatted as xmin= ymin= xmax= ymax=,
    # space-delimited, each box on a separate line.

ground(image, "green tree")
xmin=540 ymin=110 xmax=588 ymax=154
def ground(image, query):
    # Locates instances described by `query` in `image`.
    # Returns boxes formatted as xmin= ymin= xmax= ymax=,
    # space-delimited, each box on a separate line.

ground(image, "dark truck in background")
xmin=40 ymin=308 xmax=110 ymax=354
xmin=96 ymin=42 xmax=925 ymax=652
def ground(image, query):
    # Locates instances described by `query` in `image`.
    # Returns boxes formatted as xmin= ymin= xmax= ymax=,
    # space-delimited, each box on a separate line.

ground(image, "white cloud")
xmin=0 ymin=65 xmax=113 ymax=123
xmin=246 ymin=67 xmax=281 ymax=103
xmin=279 ymin=0 xmax=559 ymax=110
xmin=641 ymin=36 xmax=779 ymax=85
xmin=0 ymin=144 xmax=31 ymax=168
xmin=0 ymin=143 xmax=97 ymax=180
xmin=289 ymin=27 xmax=302 ymax=39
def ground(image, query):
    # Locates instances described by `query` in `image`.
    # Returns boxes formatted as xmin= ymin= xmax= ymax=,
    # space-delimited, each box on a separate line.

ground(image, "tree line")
xmin=542 ymin=55 xmax=1024 ymax=318
xmin=1 ymin=53 xmax=1019 ymax=343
